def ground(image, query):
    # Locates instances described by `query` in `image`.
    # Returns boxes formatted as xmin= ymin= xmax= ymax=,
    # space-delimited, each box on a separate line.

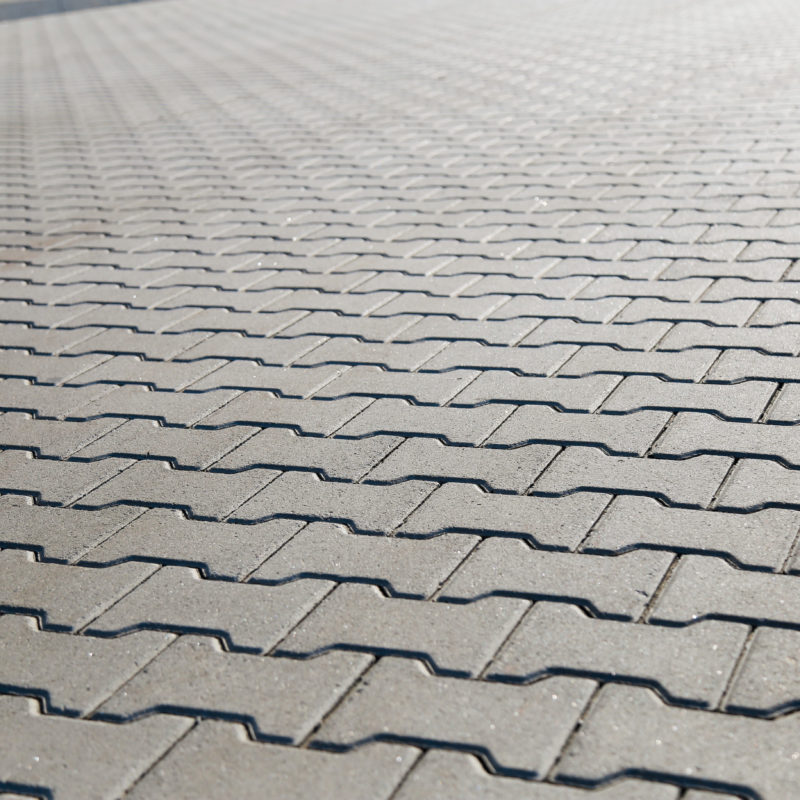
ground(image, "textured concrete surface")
xmin=2 ymin=0 xmax=800 ymax=797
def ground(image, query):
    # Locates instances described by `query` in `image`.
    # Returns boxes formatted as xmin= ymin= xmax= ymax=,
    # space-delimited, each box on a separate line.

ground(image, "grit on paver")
xmin=3 ymin=0 xmax=800 ymax=798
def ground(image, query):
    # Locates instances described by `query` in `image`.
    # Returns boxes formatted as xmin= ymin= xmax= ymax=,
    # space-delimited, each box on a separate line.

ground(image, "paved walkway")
xmin=2 ymin=0 xmax=800 ymax=797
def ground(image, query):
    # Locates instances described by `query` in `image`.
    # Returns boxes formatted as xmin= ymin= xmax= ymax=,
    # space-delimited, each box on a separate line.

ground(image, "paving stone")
xmin=583 ymin=494 xmax=799 ymax=569
xmin=65 ymin=354 xmax=225 ymax=391
xmin=198 ymin=392 xmax=371 ymax=433
xmin=660 ymin=257 xmax=790 ymax=281
xmin=277 ymin=310 xmax=420 ymax=341
xmin=365 ymin=438 xmax=558 ymax=492
xmin=0 ymin=378 xmax=112 ymax=419
xmin=316 ymin=365 xmax=479 ymax=405
xmin=657 ymin=321 xmax=800 ymax=355
xmin=440 ymin=538 xmax=671 ymax=619
xmin=489 ymin=297 xmax=627 ymax=323
xmin=231 ymin=471 xmax=436 ymax=532
xmin=400 ymin=483 xmax=609 ymax=549
xmin=70 ymin=385 xmax=239 ymax=426
xmin=0 ymin=695 xmax=191 ymax=800
xmin=601 ymin=375 xmax=776 ymax=420
xmin=63 ymin=329 xmax=211 ymax=360
xmin=316 ymin=657 xmax=595 ymax=776
xmin=394 ymin=751 xmax=680 ymax=800
xmin=707 ymin=349 xmax=800 ymax=382
xmin=372 ymin=293 xmax=509 ymax=321
xmin=295 ymin=337 xmax=446 ymax=370
xmin=166 ymin=307 xmax=307 ymax=337
xmin=84 ymin=508 xmax=304 ymax=579
xmin=176 ymin=332 xmax=325 ymax=365
xmin=0 ymin=616 xmax=174 ymax=714
xmin=534 ymin=447 xmax=731 ymax=507
xmin=577 ymin=276 xmax=710 ymax=301
xmin=768 ymin=383 xmax=800 ymax=422
xmin=556 ymin=684 xmax=800 ymax=799
xmin=654 ymin=411 xmax=800 ymax=466
xmin=214 ymin=426 xmax=400 ymax=479
xmin=460 ymin=275 xmax=590 ymax=298
xmin=337 ymin=398 xmax=514 ymax=445
xmin=252 ymin=521 xmax=478 ymax=597
xmin=394 ymin=316 xmax=538 ymax=346
xmin=0 ymin=495 xmax=143 ymax=562
xmin=87 ymin=566 xmax=332 ymax=652
xmin=0 ymin=322 xmax=103 ymax=354
xmin=485 ymin=405 xmax=669 ymax=456
xmin=173 ymin=361 xmax=347 ymax=396
xmin=519 ymin=319 xmax=671 ymax=350
xmin=127 ymin=722 xmax=416 ymax=800
xmin=489 ymin=603 xmax=746 ymax=706
xmin=453 ymin=372 xmax=621 ymax=411
xmin=421 ymin=341 xmax=576 ymax=376
xmin=0 ymin=412 xmax=119 ymax=457
xmin=279 ymin=584 xmax=527 ymax=676
xmin=651 ymin=555 xmax=800 ymax=627
xmin=78 ymin=460 xmax=279 ymax=520
xmin=74 ymin=418 xmax=257 ymax=468
xmin=268 ymin=288 xmax=398 ymax=315
xmin=97 ymin=636 xmax=370 ymax=739
xmin=725 ymin=627 xmax=800 ymax=714
xmin=0 ymin=551 xmax=157 ymax=630
xmin=715 ymin=458 xmax=800 ymax=511
xmin=0 ymin=450 xmax=131 ymax=505
xmin=703 ymin=277 xmax=800 ymax=302
xmin=558 ymin=345 xmax=719 ymax=381
xmin=72 ymin=304 xmax=202 ymax=333
xmin=614 ymin=298 xmax=758 ymax=325
xmin=0 ymin=351 xmax=108 ymax=385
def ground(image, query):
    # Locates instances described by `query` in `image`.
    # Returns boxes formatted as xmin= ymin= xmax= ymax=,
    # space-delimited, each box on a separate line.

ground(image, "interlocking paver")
xmin=400 ymin=483 xmax=609 ymax=549
xmin=87 ymin=566 xmax=333 ymax=652
xmin=128 ymin=723 xmax=416 ymax=800
xmin=583 ymin=495 xmax=799 ymax=569
xmin=488 ymin=603 xmax=747 ymax=706
xmin=715 ymin=459 xmax=800 ymax=511
xmin=651 ymin=556 xmax=800 ymax=627
xmin=252 ymin=520 xmax=477 ymax=596
xmin=74 ymin=417 xmax=257 ymax=468
xmin=231 ymin=471 xmax=436 ymax=532
xmin=213 ymin=427 xmax=401 ymax=479
xmin=0 ymin=495 xmax=143 ymax=562
xmin=337 ymin=397 xmax=514 ymax=444
xmin=394 ymin=751 xmax=680 ymax=799
xmin=97 ymin=637 xmax=370 ymax=740
xmin=556 ymin=684 xmax=800 ymax=798
xmin=600 ymin=375 xmax=776 ymax=420
xmin=725 ymin=627 xmax=800 ymax=714
xmin=5 ymin=0 xmax=800 ymax=794
xmin=485 ymin=405 xmax=669 ymax=455
xmin=365 ymin=437 xmax=558 ymax=492
xmin=440 ymin=538 xmax=672 ymax=619
xmin=278 ymin=583 xmax=527 ymax=676
xmin=0 ymin=551 xmax=157 ymax=630
xmin=316 ymin=657 xmax=595 ymax=776
xmin=78 ymin=460 xmax=279 ymax=519
xmin=519 ymin=318 xmax=671 ymax=350
xmin=533 ymin=447 xmax=732 ymax=507
xmin=452 ymin=372 xmax=621 ymax=411
xmin=0 ymin=616 xmax=174 ymax=714
xmin=0 ymin=696 xmax=191 ymax=800
xmin=84 ymin=508 xmax=304 ymax=579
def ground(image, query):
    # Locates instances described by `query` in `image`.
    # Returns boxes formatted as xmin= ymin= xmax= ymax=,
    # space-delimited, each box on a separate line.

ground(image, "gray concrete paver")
xmin=4 ymin=0 xmax=800 ymax=795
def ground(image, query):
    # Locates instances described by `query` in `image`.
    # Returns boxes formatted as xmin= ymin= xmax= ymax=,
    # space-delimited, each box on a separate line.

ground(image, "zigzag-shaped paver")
xmin=3 ymin=0 xmax=800 ymax=796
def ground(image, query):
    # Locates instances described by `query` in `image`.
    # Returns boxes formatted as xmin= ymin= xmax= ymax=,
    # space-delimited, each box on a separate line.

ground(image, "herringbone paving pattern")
xmin=2 ymin=0 xmax=800 ymax=797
